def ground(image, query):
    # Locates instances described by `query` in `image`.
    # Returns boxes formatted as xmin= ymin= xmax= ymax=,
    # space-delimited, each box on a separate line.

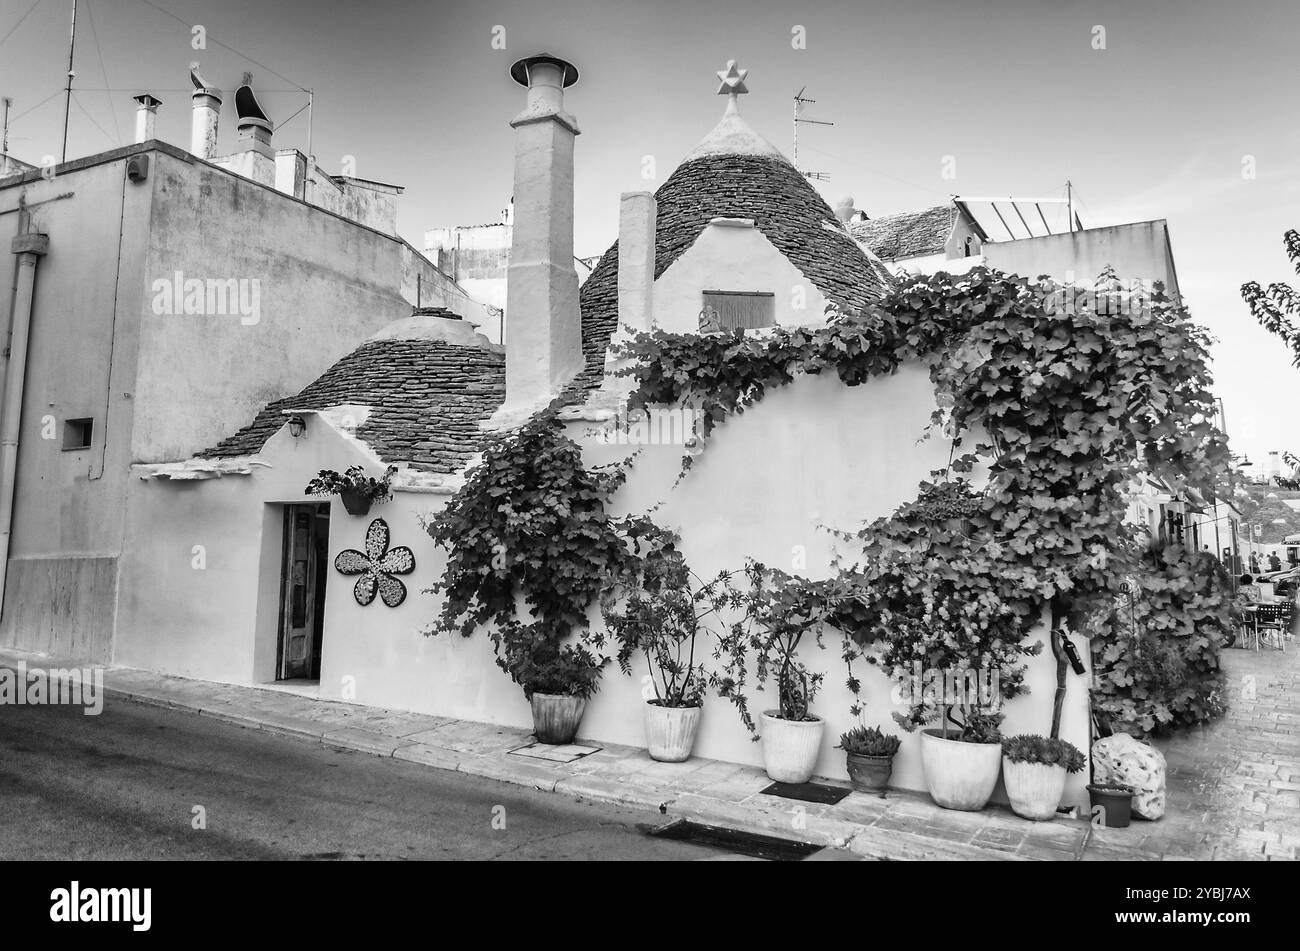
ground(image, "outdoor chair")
xmin=1247 ymin=602 xmax=1292 ymax=652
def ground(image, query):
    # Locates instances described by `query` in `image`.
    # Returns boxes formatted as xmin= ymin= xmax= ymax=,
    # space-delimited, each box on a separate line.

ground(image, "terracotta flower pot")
xmin=920 ymin=729 xmax=1001 ymax=811
xmin=644 ymin=701 xmax=702 ymax=762
xmin=1087 ymin=784 xmax=1134 ymax=828
xmin=1002 ymin=757 xmax=1067 ymax=821
xmin=530 ymin=693 xmax=587 ymax=744
xmin=760 ymin=711 xmax=824 ymax=783
xmin=339 ymin=489 xmax=371 ymax=516
xmin=845 ymin=751 xmax=894 ymax=794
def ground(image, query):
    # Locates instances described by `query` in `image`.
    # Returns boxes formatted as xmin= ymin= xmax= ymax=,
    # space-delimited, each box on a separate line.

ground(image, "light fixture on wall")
xmin=287 ymin=415 xmax=306 ymax=438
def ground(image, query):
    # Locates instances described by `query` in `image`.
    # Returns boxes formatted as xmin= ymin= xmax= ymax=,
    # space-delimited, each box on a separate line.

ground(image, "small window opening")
xmin=63 ymin=418 xmax=93 ymax=451
xmin=700 ymin=290 xmax=776 ymax=332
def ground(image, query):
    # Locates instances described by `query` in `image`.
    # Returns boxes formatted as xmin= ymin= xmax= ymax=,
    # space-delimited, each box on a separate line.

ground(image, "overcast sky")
xmin=2 ymin=0 xmax=1297 ymax=466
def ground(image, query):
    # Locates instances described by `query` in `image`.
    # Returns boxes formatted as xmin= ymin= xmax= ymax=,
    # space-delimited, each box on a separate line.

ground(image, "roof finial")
xmin=716 ymin=59 xmax=748 ymax=115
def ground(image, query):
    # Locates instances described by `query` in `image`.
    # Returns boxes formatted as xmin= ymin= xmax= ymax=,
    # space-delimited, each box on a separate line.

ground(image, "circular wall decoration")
xmin=334 ymin=517 xmax=415 ymax=607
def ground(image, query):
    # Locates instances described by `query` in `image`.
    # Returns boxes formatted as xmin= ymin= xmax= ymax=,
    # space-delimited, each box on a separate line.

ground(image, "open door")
xmin=277 ymin=503 xmax=330 ymax=681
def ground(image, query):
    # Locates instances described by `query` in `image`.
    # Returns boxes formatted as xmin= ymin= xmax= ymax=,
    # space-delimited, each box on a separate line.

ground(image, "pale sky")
xmin=2 ymin=0 xmax=1296 ymax=465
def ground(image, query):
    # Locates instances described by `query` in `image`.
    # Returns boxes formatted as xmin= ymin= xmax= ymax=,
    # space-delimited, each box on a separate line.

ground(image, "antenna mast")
xmin=793 ymin=86 xmax=833 ymax=181
xmin=60 ymin=0 xmax=78 ymax=164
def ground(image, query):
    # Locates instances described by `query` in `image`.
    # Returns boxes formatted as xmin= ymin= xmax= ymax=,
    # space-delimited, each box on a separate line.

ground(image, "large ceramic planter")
xmin=644 ymin=702 xmax=702 ymax=763
xmin=339 ymin=490 xmax=371 ymax=517
xmin=530 ymin=693 xmax=587 ymax=744
xmin=920 ymin=729 xmax=1001 ymax=811
xmin=760 ymin=711 xmax=824 ymax=783
xmin=845 ymin=752 xmax=894 ymax=794
xmin=1002 ymin=758 xmax=1067 ymax=821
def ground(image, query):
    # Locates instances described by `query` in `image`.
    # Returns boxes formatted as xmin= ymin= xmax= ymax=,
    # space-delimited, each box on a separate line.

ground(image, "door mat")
xmin=759 ymin=780 xmax=853 ymax=805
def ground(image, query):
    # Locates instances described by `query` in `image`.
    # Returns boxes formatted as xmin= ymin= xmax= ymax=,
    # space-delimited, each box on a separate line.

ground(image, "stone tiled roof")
xmin=200 ymin=338 xmax=505 ymax=472
xmin=849 ymin=204 xmax=956 ymax=261
xmin=571 ymin=152 xmax=895 ymax=394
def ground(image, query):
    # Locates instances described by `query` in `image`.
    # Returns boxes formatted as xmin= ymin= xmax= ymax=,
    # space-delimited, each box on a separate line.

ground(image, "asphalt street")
xmin=0 ymin=696 xmax=732 ymax=860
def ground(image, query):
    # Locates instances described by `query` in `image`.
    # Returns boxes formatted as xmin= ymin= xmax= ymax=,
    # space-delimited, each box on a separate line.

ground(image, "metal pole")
xmin=60 ymin=0 xmax=77 ymax=164
xmin=1067 ymin=180 xmax=1073 ymax=234
xmin=304 ymin=88 xmax=314 ymax=204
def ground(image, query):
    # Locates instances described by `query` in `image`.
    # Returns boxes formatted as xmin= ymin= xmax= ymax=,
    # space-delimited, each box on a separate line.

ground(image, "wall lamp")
xmin=287 ymin=415 xmax=306 ymax=438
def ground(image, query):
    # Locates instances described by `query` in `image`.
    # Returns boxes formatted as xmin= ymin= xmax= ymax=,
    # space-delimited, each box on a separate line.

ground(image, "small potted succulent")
xmin=1087 ymin=782 xmax=1136 ymax=828
xmin=1001 ymin=734 xmax=1086 ymax=820
xmin=839 ymin=724 xmax=901 ymax=793
xmin=602 ymin=527 xmax=736 ymax=762
xmin=305 ymin=464 xmax=397 ymax=516
xmin=497 ymin=627 xmax=609 ymax=744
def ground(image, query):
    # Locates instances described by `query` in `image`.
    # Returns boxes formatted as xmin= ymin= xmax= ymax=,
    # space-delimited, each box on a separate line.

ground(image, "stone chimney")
xmin=599 ymin=191 xmax=657 ymax=391
xmin=832 ymin=195 xmax=856 ymax=224
xmin=132 ymin=94 xmax=162 ymax=143
xmin=232 ymin=75 xmax=275 ymax=186
xmin=503 ymin=53 xmax=582 ymax=412
xmin=189 ymin=65 xmax=222 ymax=160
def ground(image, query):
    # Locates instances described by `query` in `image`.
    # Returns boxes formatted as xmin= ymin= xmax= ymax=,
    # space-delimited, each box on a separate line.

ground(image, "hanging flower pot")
xmin=644 ymin=701 xmax=703 ymax=763
xmin=339 ymin=489 xmax=372 ymax=516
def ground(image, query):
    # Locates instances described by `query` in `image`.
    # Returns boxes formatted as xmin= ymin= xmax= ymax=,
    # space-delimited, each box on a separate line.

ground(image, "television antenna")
xmin=793 ymin=86 xmax=833 ymax=181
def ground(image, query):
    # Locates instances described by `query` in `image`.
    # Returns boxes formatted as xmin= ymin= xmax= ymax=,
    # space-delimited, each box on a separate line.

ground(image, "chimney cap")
xmin=510 ymin=53 xmax=578 ymax=88
xmin=133 ymin=93 xmax=164 ymax=107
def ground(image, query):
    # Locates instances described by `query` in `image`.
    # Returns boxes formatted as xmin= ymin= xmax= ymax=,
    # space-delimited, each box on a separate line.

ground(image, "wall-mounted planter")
xmin=339 ymin=490 xmax=372 ymax=517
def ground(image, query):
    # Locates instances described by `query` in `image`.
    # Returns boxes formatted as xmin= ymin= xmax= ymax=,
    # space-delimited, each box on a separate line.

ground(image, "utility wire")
xmin=0 ymin=0 xmax=44 ymax=48
xmin=72 ymin=91 xmax=116 ymax=146
xmin=83 ymin=0 xmax=123 ymax=147
xmin=132 ymin=0 xmax=309 ymax=92
xmin=10 ymin=87 xmax=64 ymax=122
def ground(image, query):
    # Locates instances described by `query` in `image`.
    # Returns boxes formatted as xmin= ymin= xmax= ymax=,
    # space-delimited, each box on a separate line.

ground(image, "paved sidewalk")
xmin=0 ymin=648 xmax=1100 ymax=861
xmin=1084 ymin=642 xmax=1300 ymax=861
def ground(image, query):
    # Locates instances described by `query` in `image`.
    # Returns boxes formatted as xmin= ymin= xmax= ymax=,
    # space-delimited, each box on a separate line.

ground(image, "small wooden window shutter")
xmin=701 ymin=291 xmax=776 ymax=331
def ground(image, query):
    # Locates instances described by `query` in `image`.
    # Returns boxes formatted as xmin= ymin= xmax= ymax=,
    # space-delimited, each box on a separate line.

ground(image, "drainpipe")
xmin=0 ymin=231 xmax=49 ymax=619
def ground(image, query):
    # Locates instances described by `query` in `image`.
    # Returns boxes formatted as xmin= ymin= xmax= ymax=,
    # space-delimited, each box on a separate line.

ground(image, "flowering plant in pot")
xmin=838 ymin=724 xmax=901 ymax=794
xmin=1001 ymin=734 xmax=1086 ymax=820
xmin=715 ymin=562 xmax=841 ymax=783
xmin=601 ymin=525 xmax=738 ymax=762
xmin=305 ymin=464 xmax=397 ymax=516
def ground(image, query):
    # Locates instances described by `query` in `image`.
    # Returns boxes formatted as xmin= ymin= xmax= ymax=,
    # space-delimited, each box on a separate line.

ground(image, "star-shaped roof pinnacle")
xmin=716 ymin=60 xmax=749 ymax=96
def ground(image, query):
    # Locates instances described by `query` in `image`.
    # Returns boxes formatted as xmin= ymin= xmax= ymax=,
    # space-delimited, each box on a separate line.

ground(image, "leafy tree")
xmin=1241 ymin=230 xmax=1300 ymax=363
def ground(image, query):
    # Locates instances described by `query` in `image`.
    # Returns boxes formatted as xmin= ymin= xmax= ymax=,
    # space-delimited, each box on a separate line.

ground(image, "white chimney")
xmin=503 ymin=53 xmax=582 ymax=411
xmin=832 ymin=195 xmax=856 ymax=224
xmin=616 ymin=191 xmax=656 ymax=335
xmin=232 ymin=77 xmax=275 ymax=186
xmin=132 ymin=93 xmax=162 ymax=143
xmin=189 ymin=65 xmax=222 ymax=160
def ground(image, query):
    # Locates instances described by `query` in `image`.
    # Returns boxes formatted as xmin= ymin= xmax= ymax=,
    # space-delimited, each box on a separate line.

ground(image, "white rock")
xmin=1092 ymin=733 xmax=1167 ymax=820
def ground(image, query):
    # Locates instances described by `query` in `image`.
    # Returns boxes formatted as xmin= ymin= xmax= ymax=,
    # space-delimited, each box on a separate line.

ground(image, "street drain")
xmin=760 ymin=781 xmax=852 ymax=805
xmin=646 ymin=819 xmax=822 ymax=861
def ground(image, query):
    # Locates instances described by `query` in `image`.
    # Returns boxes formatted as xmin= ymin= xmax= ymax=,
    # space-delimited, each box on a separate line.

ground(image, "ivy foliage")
xmin=618 ymin=266 xmax=1233 ymax=733
xmin=1092 ymin=542 xmax=1229 ymax=734
xmin=423 ymin=410 xmax=648 ymax=697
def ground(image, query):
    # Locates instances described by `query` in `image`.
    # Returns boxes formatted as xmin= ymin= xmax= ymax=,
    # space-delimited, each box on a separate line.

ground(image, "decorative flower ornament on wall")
xmin=334 ymin=518 xmax=415 ymax=607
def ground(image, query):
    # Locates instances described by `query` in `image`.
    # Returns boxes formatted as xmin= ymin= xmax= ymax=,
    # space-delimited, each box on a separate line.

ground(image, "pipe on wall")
xmin=0 ymin=230 xmax=49 ymax=619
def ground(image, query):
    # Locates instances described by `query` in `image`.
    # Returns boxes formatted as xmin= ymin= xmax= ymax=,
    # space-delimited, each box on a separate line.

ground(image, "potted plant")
xmin=716 ymin=562 xmax=838 ymax=784
xmin=917 ymin=708 xmax=1005 ymax=811
xmin=602 ymin=527 xmax=736 ymax=762
xmin=839 ymin=724 xmax=901 ymax=793
xmin=305 ymin=464 xmax=397 ymax=516
xmin=497 ymin=624 xmax=609 ymax=744
xmin=1087 ymin=782 xmax=1135 ymax=828
xmin=1001 ymin=734 xmax=1086 ymax=820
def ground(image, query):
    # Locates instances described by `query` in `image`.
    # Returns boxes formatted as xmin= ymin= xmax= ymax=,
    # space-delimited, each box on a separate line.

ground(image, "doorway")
xmin=276 ymin=503 xmax=330 ymax=682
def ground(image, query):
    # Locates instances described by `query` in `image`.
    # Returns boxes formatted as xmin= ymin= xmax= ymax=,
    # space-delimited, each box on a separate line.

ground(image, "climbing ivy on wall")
xmin=423 ymin=410 xmax=650 ymax=693
xmin=616 ymin=266 xmax=1234 ymax=731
